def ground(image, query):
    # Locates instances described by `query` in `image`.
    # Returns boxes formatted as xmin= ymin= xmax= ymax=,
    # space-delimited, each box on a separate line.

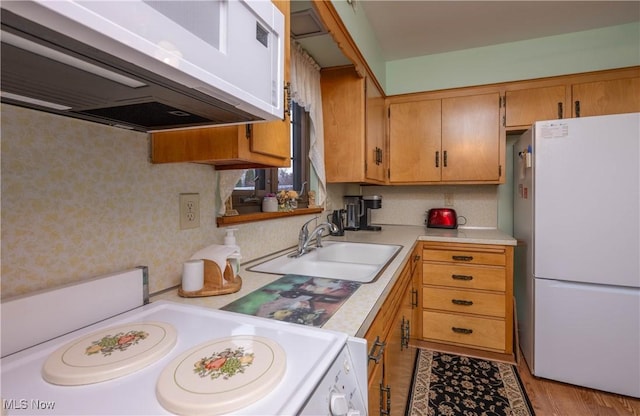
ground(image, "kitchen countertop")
xmin=152 ymin=225 xmax=515 ymax=338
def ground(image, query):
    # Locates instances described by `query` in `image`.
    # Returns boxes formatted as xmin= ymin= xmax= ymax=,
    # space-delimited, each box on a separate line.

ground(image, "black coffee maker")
xmin=360 ymin=195 xmax=382 ymax=231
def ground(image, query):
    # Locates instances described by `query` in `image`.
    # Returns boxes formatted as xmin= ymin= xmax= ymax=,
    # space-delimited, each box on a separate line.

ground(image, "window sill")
xmin=216 ymin=207 xmax=323 ymax=227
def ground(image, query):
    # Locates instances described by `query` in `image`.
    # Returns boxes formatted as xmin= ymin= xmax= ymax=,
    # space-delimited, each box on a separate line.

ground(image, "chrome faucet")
xmin=290 ymin=217 xmax=338 ymax=257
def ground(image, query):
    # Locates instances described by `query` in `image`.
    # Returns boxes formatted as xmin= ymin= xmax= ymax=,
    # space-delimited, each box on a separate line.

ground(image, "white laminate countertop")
xmin=151 ymin=225 xmax=515 ymax=338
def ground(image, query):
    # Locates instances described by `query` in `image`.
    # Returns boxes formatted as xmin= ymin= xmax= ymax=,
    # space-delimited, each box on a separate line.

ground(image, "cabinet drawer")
xmin=423 ymin=263 xmax=505 ymax=291
xmin=422 ymin=287 xmax=505 ymax=318
xmin=423 ymin=248 xmax=505 ymax=266
xmin=423 ymin=310 xmax=506 ymax=351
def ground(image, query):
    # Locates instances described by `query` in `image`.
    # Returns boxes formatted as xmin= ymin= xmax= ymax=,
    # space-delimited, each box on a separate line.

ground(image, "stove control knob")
xmin=329 ymin=392 xmax=348 ymax=416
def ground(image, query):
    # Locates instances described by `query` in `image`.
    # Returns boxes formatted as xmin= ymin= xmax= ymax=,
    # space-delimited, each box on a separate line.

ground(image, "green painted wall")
xmin=386 ymin=22 xmax=640 ymax=95
xmin=330 ymin=0 xmax=387 ymax=86
xmin=330 ymin=0 xmax=639 ymax=95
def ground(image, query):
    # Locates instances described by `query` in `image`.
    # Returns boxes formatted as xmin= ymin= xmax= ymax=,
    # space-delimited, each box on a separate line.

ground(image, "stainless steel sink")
xmin=248 ymin=241 xmax=402 ymax=283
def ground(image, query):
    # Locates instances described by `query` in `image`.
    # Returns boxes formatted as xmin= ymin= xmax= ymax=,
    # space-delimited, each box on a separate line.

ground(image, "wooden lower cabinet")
xmin=421 ymin=242 xmax=514 ymax=354
xmin=364 ymin=245 xmax=421 ymax=416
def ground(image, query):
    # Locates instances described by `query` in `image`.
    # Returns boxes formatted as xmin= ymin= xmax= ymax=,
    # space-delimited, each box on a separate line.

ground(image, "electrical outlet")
xmin=179 ymin=193 xmax=200 ymax=230
xmin=444 ymin=193 xmax=454 ymax=207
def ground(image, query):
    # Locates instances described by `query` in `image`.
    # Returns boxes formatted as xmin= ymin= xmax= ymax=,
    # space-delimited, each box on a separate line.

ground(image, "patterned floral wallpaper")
xmin=1 ymin=105 xmax=221 ymax=298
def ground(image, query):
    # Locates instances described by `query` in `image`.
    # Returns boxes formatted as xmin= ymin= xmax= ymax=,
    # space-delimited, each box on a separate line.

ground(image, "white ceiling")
xmin=293 ymin=1 xmax=640 ymax=67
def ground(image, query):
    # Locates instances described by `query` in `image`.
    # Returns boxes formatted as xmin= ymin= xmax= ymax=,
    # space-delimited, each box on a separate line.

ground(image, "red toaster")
xmin=426 ymin=208 xmax=458 ymax=229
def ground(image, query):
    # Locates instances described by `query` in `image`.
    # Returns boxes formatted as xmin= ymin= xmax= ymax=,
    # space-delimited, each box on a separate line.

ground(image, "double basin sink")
xmin=249 ymin=241 xmax=402 ymax=283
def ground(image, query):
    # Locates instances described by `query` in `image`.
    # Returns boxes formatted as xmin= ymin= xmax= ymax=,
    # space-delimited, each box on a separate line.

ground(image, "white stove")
xmin=1 ymin=268 xmax=367 ymax=415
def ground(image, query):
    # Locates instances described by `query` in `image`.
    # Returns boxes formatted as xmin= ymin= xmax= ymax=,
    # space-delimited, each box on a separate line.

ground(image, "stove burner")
xmin=156 ymin=335 xmax=286 ymax=415
xmin=42 ymin=321 xmax=177 ymax=385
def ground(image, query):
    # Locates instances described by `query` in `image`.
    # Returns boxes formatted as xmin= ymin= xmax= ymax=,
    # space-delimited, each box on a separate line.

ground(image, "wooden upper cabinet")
xmin=388 ymin=100 xmax=442 ymax=183
xmin=321 ymin=66 xmax=386 ymax=184
xmin=572 ymin=77 xmax=640 ymax=118
xmin=150 ymin=0 xmax=290 ymax=169
xmin=365 ymin=76 xmax=386 ymax=183
xmin=505 ymin=85 xmax=567 ymax=128
xmin=442 ymin=93 xmax=501 ymax=182
xmin=389 ymin=93 xmax=502 ymax=184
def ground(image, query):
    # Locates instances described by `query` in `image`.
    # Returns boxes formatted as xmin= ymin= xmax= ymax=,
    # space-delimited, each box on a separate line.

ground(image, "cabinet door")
xmin=384 ymin=277 xmax=418 ymax=416
xmin=442 ymin=93 xmax=501 ymax=181
xmin=365 ymin=77 xmax=386 ymax=183
xmin=249 ymin=117 xmax=290 ymax=159
xmin=505 ymin=86 xmax=566 ymax=127
xmin=321 ymin=67 xmax=366 ymax=182
xmin=388 ymin=100 xmax=441 ymax=183
xmin=572 ymin=77 xmax=640 ymax=117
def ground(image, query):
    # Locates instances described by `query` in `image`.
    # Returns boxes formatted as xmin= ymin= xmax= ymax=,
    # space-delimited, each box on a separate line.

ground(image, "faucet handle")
xmin=301 ymin=216 xmax=318 ymax=231
xmin=299 ymin=216 xmax=318 ymax=242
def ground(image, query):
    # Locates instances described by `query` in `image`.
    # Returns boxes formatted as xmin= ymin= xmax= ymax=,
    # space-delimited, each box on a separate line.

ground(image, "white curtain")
xmin=216 ymin=170 xmax=243 ymax=216
xmin=290 ymin=41 xmax=326 ymax=207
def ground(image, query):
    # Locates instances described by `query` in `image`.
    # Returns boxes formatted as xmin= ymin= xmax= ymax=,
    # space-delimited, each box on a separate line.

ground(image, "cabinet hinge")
xmin=500 ymin=96 xmax=506 ymax=107
xmin=502 ymin=114 xmax=506 ymax=127
xmin=499 ymin=165 xmax=502 ymax=177
xmin=387 ymin=168 xmax=391 ymax=179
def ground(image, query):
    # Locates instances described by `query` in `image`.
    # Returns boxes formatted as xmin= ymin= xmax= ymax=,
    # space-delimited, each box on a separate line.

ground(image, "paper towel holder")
xmin=178 ymin=260 xmax=242 ymax=297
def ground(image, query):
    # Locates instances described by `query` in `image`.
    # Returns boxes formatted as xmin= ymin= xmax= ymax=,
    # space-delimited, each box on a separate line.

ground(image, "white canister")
xmin=182 ymin=259 xmax=204 ymax=292
xmin=262 ymin=196 xmax=278 ymax=212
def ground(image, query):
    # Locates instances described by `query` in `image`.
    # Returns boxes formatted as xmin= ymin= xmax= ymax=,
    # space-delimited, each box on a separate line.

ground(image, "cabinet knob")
xmin=329 ymin=393 xmax=349 ymax=416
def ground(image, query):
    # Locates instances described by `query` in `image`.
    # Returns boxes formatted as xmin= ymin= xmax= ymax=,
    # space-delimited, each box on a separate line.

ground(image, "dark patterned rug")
xmin=407 ymin=349 xmax=535 ymax=416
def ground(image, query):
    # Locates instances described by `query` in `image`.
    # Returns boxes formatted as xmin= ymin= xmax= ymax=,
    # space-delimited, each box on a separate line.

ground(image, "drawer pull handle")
xmin=452 ymin=274 xmax=473 ymax=281
xmin=380 ymin=384 xmax=391 ymax=415
xmin=452 ymin=327 xmax=473 ymax=335
xmin=368 ymin=336 xmax=386 ymax=363
xmin=452 ymin=255 xmax=473 ymax=261
xmin=411 ymin=288 xmax=418 ymax=308
xmin=452 ymin=299 xmax=473 ymax=306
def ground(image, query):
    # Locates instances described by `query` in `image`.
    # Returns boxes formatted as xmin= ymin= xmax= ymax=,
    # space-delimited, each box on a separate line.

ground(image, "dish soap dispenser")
xmin=224 ymin=228 xmax=242 ymax=278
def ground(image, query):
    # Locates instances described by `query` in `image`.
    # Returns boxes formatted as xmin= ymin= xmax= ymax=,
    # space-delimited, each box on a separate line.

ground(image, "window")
xmin=232 ymin=102 xmax=311 ymax=213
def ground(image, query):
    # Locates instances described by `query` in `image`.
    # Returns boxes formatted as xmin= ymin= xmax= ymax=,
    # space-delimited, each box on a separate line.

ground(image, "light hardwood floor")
xmin=516 ymin=355 xmax=640 ymax=416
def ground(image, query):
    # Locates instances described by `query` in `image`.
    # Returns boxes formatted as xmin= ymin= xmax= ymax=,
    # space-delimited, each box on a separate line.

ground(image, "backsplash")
xmin=326 ymin=184 xmax=498 ymax=228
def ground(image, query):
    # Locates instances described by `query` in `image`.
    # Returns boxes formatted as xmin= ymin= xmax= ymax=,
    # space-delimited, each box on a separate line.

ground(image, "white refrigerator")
xmin=513 ymin=112 xmax=640 ymax=398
